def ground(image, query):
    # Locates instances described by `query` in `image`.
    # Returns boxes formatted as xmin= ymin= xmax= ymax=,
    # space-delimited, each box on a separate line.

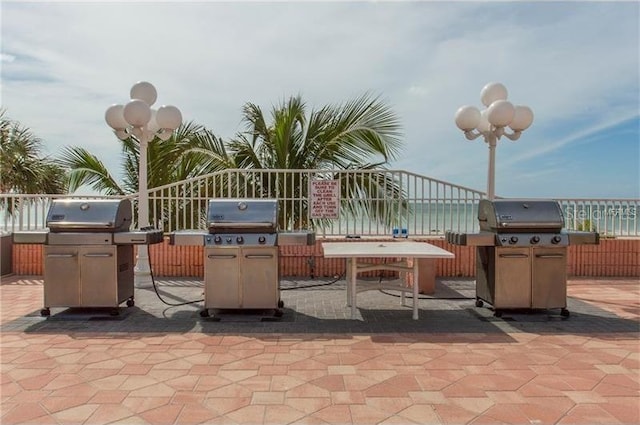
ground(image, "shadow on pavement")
xmin=2 ymin=278 xmax=636 ymax=339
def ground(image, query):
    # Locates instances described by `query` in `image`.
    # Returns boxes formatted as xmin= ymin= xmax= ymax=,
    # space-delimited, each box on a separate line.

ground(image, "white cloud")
xmin=1 ymin=1 xmax=638 ymax=198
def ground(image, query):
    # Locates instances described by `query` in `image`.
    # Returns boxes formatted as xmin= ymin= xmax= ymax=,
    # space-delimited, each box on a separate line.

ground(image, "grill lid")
xmin=478 ymin=199 xmax=564 ymax=233
xmin=207 ymin=199 xmax=277 ymax=233
xmin=46 ymin=199 xmax=132 ymax=233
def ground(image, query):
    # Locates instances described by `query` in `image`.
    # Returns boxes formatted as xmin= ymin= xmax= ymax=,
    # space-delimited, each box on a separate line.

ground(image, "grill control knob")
xmin=236 ymin=236 xmax=244 ymax=244
xmin=226 ymin=237 xmax=232 ymax=244
xmin=509 ymin=236 xmax=518 ymax=245
xmin=214 ymin=236 xmax=222 ymax=244
xmin=258 ymin=236 xmax=266 ymax=244
xmin=530 ymin=236 xmax=540 ymax=244
xmin=551 ymin=235 xmax=562 ymax=244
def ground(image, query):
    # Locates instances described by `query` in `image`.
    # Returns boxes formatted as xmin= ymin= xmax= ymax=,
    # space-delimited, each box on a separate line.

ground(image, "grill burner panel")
xmin=48 ymin=232 xmax=114 ymax=246
xmin=494 ymin=232 xmax=568 ymax=247
xmin=205 ymin=233 xmax=277 ymax=246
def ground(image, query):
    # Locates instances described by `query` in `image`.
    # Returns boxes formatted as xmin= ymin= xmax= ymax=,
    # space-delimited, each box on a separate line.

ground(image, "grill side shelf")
xmin=445 ymin=231 xmax=495 ymax=246
xmin=13 ymin=230 xmax=49 ymax=244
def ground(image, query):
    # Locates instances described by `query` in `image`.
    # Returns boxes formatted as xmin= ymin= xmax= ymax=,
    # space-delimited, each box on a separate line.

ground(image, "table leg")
xmin=412 ymin=259 xmax=419 ymax=320
xmin=346 ymin=258 xmax=352 ymax=307
xmin=350 ymin=257 xmax=358 ymax=320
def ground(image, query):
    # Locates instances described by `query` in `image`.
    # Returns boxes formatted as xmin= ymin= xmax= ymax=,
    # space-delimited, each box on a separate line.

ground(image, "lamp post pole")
xmin=486 ymin=132 xmax=497 ymax=201
xmin=105 ymin=81 xmax=182 ymax=287
xmin=454 ymin=82 xmax=534 ymax=200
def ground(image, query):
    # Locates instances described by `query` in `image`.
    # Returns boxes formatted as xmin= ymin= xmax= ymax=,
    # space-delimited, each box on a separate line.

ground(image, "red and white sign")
xmin=310 ymin=179 xmax=340 ymax=219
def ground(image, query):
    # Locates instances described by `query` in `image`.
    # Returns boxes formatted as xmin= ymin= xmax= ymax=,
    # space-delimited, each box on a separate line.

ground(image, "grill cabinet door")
xmin=531 ymin=248 xmax=567 ymax=309
xmin=494 ymin=247 xmax=531 ymax=308
xmin=204 ymin=247 xmax=240 ymax=308
xmin=80 ymin=246 xmax=117 ymax=306
xmin=241 ymin=247 xmax=278 ymax=309
xmin=44 ymin=246 xmax=80 ymax=307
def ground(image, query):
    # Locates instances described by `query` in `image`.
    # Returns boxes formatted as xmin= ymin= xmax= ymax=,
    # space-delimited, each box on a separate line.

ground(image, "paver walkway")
xmin=1 ymin=275 xmax=638 ymax=424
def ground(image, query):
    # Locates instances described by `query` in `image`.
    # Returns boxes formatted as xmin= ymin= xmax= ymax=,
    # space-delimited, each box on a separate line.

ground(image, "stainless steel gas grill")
xmin=446 ymin=199 xmax=599 ymax=317
xmin=12 ymin=199 xmax=164 ymax=316
xmin=170 ymin=198 xmax=315 ymax=319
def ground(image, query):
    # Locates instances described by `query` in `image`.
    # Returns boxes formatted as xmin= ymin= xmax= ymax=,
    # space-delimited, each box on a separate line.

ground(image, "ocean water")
xmin=318 ymin=202 xmax=640 ymax=237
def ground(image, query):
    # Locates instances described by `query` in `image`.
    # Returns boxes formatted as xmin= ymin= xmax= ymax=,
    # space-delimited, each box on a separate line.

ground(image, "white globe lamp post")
xmin=454 ymin=82 xmax=533 ymax=200
xmin=105 ymin=81 xmax=182 ymax=287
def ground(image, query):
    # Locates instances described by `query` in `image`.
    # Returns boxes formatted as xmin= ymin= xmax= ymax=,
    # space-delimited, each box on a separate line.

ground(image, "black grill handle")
xmin=208 ymin=254 xmax=237 ymax=259
xmin=245 ymin=254 xmax=274 ymax=259
xmin=83 ymin=253 xmax=113 ymax=258
xmin=46 ymin=254 xmax=76 ymax=258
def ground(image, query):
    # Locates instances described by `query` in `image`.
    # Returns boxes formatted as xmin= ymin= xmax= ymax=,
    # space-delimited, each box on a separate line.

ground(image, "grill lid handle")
xmin=208 ymin=222 xmax=275 ymax=229
xmin=48 ymin=221 xmax=115 ymax=229
xmin=499 ymin=221 xmax=563 ymax=228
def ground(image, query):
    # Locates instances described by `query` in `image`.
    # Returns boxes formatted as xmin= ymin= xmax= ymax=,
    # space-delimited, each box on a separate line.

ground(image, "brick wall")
xmin=9 ymin=237 xmax=640 ymax=278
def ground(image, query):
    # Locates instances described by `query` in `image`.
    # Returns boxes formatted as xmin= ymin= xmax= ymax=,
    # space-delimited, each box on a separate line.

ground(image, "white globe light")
xmin=114 ymin=129 xmax=129 ymax=140
xmin=156 ymin=105 xmax=182 ymax=130
xmin=454 ymin=105 xmax=481 ymax=131
xmin=130 ymin=81 xmax=157 ymax=106
xmin=147 ymin=109 xmax=160 ymax=134
xmin=480 ymin=82 xmax=508 ymax=107
xmin=476 ymin=109 xmax=491 ymax=132
xmin=130 ymin=127 xmax=143 ymax=139
xmin=105 ymin=104 xmax=128 ymax=130
xmin=157 ymin=130 xmax=173 ymax=141
xmin=123 ymin=99 xmax=152 ymax=127
xmin=487 ymin=100 xmax=515 ymax=127
xmin=509 ymin=105 xmax=534 ymax=131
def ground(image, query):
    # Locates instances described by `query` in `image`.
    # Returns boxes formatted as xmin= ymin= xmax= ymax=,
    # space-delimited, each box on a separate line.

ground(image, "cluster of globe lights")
xmin=104 ymin=81 xmax=182 ymax=286
xmin=104 ymin=81 xmax=182 ymax=143
xmin=454 ymin=82 xmax=534 ymax=200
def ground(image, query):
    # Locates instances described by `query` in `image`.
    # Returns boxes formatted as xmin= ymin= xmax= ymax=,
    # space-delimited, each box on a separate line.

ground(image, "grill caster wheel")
xmin=475 ymin=299 xmax=484 ymax=308
xmin=274 ymin=309 xmax=283 ymax=318
xmin=494 ymin=310 xmax=503 ymax=318
xmin=40 ymin=308 xmax=50 ymax=317
xmin=278 ymin=300 xmax=284 ymax=308
xmin=561 ymin=308 xmax=570 ymax=318
xmin=126 ymin=298 xmax=135 ymax=307
xmin=110 ymin=309 xmax=120 ymax=317
xmin=199 ymin=309 xmax=210 ymax=318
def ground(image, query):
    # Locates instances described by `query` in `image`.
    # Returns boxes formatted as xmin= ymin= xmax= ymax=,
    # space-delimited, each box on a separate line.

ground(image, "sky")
xmin=1 ymin=0 xmax=639 ymax=199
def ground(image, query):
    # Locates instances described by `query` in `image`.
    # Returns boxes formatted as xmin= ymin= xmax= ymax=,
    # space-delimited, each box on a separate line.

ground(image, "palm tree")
xmin=0 ymin=110 xmax=67 ymax=194
xmin=59 ymin=121 xmax=231 ymax=227
xmin=60 ymin=121 xmax=226 ymax=195
xmin=221 ymin=94 xmax=407 ymax=229
xmin=58 ymin=94 xmax=407 ymax=230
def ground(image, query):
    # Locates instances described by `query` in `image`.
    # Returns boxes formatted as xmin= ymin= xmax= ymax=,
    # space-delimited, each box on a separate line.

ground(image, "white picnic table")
xmin=321 ymin=241 xmax=455 ymax=320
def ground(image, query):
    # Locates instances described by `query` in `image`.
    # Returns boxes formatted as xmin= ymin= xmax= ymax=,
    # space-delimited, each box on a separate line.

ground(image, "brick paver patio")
xmin=1 ymin=275 xmax=638 ymax=424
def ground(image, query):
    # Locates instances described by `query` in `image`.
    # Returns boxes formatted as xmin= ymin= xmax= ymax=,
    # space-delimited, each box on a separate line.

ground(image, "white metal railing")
xmin=1 ymin=169 xmax=638 ymax=237
xmin=0 ymin=194 xmax=129 ymax=232
xmin=144 ymin=169 xmax=486 ymax=236
xmin=557 ymin=199 xmax=639 ymax=238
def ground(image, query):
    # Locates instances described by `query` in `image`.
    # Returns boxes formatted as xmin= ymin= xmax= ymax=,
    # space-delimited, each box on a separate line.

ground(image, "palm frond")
xmin=0 ymin=109 xmax=67 ymax=194
xmin=58 ymin=146 xmax=124 ymax=195
xmin=317 ymin=93 xmax=403 ymax=167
